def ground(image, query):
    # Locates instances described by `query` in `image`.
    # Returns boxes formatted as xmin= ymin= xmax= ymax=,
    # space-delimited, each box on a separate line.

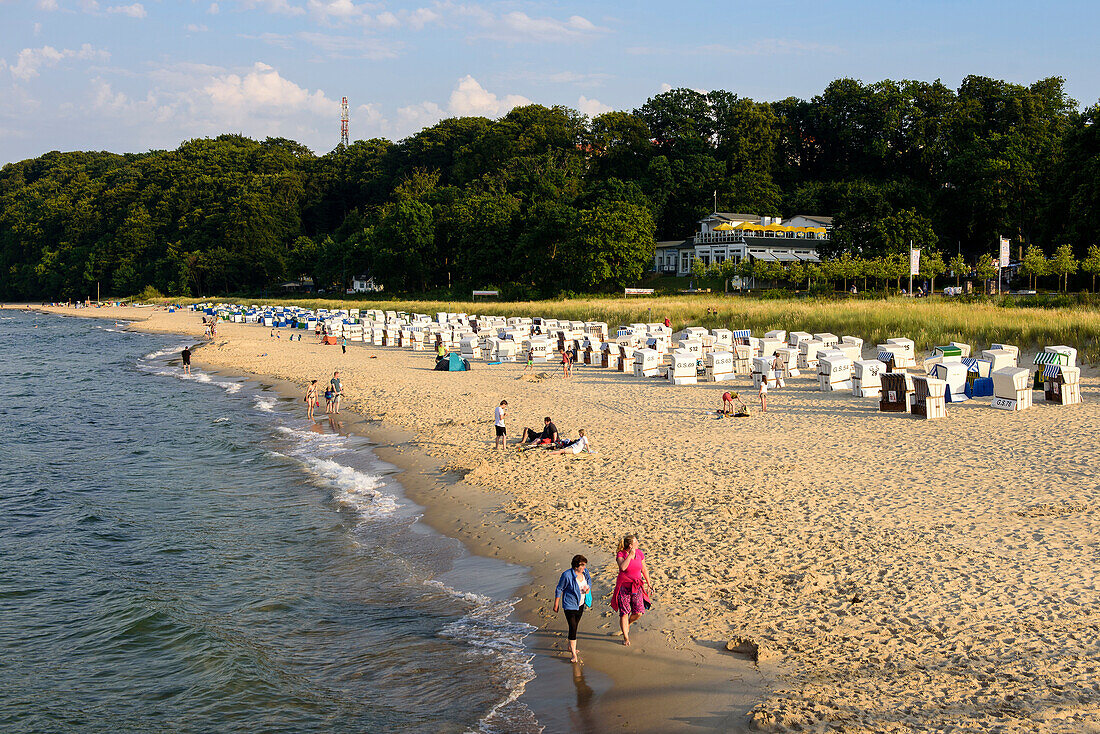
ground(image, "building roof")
xmin=786 ymin=214 xmax=833 ymax=226
xmin=655 ymin=239 xmax=693 ymax=250
xmin=699 ymin=212 xmax=759 ymax=223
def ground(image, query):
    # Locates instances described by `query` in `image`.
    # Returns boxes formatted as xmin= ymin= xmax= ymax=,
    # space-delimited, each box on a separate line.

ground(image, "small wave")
xmin=429 ymin=580 xmax=540 ymax=734
xmin=213 ymin=417 xmax=230 ymax=423
xmin=254 ymin=396 xmax=277 ymax=413
xmin=140 ymin=364 xmax=241 ymax=394
xmin=304 ymin=457 xmax=399 ymax=521
xmin=143 ymin=345 xmax=191 ymax=360
xmin=274 ymin=425 xmax=346 ymax=456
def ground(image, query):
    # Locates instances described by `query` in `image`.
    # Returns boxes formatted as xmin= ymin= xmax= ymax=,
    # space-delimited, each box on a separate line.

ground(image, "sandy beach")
xmin=27 ymin=304 xmax=1100 ymax=733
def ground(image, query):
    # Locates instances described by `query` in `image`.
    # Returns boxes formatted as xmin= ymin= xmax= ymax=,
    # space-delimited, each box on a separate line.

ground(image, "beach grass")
xmin=163 ymin=295 xmax=1100 ymax=364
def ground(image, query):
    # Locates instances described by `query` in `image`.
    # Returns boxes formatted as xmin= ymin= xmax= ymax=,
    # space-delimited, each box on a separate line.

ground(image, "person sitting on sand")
xmin=520 ymin=417 xmax=558 ymax=446
xmin=554 ymin=554 xmax=592 ymax=663
xmin=549 ymin=429 xmax=592 ymax=455
xmin=611 ymin=534 xmax=652 ymax=646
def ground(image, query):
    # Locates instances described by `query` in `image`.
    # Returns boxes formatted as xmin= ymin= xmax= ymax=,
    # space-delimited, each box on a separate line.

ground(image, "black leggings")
xmin=564 ymin=608 xmax=584 ymax=641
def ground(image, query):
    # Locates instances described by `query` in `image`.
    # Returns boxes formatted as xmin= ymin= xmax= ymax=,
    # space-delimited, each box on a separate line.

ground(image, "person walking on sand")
xmin=524 ymin=348 xmax=534 ymax=372
xmin=330 ymin=371 xmax=343 ymax=414
xmin=494 ymin=400 xmax=508 ymax=450
xmin=181 ymin=347 xmax=192 ymax=376
xmin=341 ymin=335 xmax=347 ymax=355
xmin=759 ymin=374 xmax=768 ymax=413
xmin=554 ymin=555 xmax=592 ymax=663
xmin=612 ymin=534 xmax=652 ymax=646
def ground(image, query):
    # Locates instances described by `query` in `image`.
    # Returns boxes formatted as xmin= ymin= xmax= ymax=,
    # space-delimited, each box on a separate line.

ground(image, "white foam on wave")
xmin=143 ymin=344 xmax=191 ymax=360
xmin=254 ymin=396 xmax=277 ymax=413
xmin=427 ymin=579 xmax=540 ymax=734
xmin=140 ymin=364 xmax=241 ymax=394
xmin=303 ymin=457 xmax=399 ymax=521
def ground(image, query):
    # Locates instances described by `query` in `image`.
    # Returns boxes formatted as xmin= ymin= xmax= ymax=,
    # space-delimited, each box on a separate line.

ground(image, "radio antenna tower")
xmin=340 ymin=96 xmax=349 ymax=146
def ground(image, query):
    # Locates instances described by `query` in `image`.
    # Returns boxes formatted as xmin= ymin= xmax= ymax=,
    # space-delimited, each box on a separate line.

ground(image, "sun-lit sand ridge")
xmin=50 ymin=305 xmax=1100 ymax=732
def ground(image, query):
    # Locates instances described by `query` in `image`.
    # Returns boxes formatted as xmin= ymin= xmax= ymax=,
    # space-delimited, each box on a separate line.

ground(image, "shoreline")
xmin=19 ymin=304 xmax=763 ymax=733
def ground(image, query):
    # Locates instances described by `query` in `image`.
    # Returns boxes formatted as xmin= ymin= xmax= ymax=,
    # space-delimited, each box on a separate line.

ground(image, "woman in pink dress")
xmin=611 ymin=534 xmax=652 ymax=646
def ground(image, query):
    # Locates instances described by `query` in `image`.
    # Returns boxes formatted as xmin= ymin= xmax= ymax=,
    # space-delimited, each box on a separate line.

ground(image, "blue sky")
xmin=1 ymin=0 xmax=1099 ymax=163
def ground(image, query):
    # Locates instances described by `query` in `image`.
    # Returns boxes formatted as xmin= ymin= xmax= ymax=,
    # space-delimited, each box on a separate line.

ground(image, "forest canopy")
xmin=1 ymin=74 xmax=1098 ymax=300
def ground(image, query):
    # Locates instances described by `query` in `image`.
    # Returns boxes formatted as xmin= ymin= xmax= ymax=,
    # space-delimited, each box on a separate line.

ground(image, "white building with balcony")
xmin=653 ymin=212 xmax=831 ymax=276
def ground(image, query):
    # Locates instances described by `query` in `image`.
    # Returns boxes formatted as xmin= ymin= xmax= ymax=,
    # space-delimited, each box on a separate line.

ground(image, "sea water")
xmin=0 ymin=311 xmax=540 ymax=734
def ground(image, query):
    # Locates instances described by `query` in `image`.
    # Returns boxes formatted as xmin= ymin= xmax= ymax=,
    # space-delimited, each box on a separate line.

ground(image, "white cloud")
xmin=373 ymin=11 xmax=398 ymax=28
xmin=37 ymin=0 xmax=59 ymax=10
xmin=405 ymin=7 xmax=439 ymax=29
xmin=306 ymin=0 xmax=364 ymax=23
xmin=659 ymin=82 xmax=672 ymax=93
xmin=203 ymin=61 xmax=338 ymax=118
xmin=106 ymin=3 xmax=147 ymax=18
xmin=8 ymin=44 xmax=109 ymax=81
xmin=396 ymin=100 xmax=444 ymax=133
xmin=457 ymin=8 xmax=605 ymax=43
xmin=186 ymin=23 xmax=209 ymax=32
xmin=208 ymin=2 xmax=220 ymax=13
xmin=576 ymin=95 xmax=611 ymax=116
xmin=240 ymin=0 xmax=304 ymax=16
xmin=246 ymin=31 xmax=401 ymax=60
xmin=447 ymin=74 xmax=529 ymax=116
xmin=34 ymin=22 xmax=43 ymax=35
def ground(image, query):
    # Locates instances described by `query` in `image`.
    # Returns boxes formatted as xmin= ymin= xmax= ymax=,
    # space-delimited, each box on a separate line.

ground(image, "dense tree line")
xmin=1 ymin=74 xmax=1098 ymax=300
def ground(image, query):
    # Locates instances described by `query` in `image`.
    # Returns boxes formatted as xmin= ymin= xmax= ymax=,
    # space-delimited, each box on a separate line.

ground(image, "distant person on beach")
xmin=663 ymin=316 xmax=671 ymax=328
xmin=759 ymin=374 xmax=768 ymax=413
xmin=771 ymin=354 xmax=786 ymax=388
xmin=341 ymin=335 xmax=347 ymax=354
xmin=437 ymin=341 xmax=447 ymax=359
xmin=549 ymin=429 xmax=592 ymax=455
xmin=520 ymin=417 xmax=558 ymax=446
xmin=612 ymin=534 xmax=652 ymax=646
xmin=554 ymin=554 xmax=592 ymax=663
xmin=524 ymin=348 xmax=534 ymax=372
xmin=305 ymin=380 xmax=318 ymax=420
xmin=330 ymin=371 xmax=343 ymax=414
xmin=561 ymin=349 xmax=571 ymax=378
xmin=181 ymin=347 xmax=191 ymax=375
xmin=494 ymin=400 xmax=508 ymax=450
xmin=324 ymin=385 xmax=334 ymax=413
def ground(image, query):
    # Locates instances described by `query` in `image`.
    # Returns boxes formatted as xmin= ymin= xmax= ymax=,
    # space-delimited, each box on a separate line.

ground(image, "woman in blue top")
xmin=553 ymin=554 xmax=592 ymax=663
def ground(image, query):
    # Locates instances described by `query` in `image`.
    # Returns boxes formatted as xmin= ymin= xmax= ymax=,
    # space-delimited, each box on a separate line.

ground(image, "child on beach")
xmin=494 ymin=400 xmax=508 ymax=450
xmin=324 ymin=385 xmax=334 ymax=414
xmin=759 ymin=375 xmax=768 ymax=413
xmin=524 ymin=349 xmax=534 ymax=372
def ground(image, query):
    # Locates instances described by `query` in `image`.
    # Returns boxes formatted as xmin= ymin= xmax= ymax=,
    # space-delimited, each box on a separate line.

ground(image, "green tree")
xmin=949 ymin=252 xmax=967 ymax=286
xmin=1049 ymin=242 xmax=1078 ymax=292
xmin=1081 ymin=244 xmax=1100 ymax=292
xmin=918 ymin=248 xmax=946 ymax=293
xmin=1019 ymin=243 xmax=1048 ymax=290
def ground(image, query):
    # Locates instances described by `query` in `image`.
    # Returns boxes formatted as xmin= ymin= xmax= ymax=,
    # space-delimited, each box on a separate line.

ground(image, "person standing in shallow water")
xmin=330 ymin=371 xmax=343 ymax=414
xmin=305 ymin=380 xmax=318 ymax=420
xmin=181 ymin=347 xmax=191 ymax=375
xmin=612 ymin=534 xmax=652 ymax=646
xmin=554 ymin=555 xmax=592 ymax=663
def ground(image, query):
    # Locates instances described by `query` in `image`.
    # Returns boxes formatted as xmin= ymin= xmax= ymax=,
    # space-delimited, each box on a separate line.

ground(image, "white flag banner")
xmin=999 ymin=237 xmax=1011 ymax=268
xmin=909 ymin=248 xmax=921 ymax=276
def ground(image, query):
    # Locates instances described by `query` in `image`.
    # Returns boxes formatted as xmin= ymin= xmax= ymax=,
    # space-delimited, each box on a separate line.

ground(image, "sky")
xmin=1 ymin=0 xmax=1099 ymax=164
